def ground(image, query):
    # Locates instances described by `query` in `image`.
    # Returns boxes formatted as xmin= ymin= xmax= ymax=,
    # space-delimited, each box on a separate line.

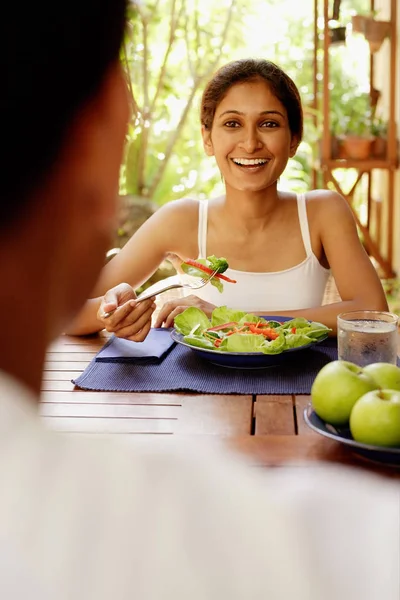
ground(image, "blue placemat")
xmin=73 ymin=334 xmax=339 ymax=395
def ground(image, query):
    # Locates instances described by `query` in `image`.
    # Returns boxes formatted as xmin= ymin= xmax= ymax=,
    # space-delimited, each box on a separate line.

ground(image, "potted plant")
xmin=341 ymin=112 xmax=374 ymax=160
xmin=371 ymin=116 xmax=388 ymax=159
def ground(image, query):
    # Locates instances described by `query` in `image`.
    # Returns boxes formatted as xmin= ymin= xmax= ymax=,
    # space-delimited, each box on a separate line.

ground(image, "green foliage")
xmin=120 ymin=0 xmax=372 ymax=206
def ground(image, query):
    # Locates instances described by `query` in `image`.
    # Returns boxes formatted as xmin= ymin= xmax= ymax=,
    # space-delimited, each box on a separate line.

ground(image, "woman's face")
xmin=202 ymin=79 xmax=299 ymax=193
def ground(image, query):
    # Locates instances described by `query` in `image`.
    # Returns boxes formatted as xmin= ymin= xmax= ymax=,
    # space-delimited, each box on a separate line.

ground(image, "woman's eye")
xmin=224 ymin=120 xmax=240 ymax=128
xmin=261 ymin=121 xmax=278 ymax=128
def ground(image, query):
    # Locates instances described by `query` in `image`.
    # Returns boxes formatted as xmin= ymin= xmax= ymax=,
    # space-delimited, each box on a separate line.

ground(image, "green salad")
xmin=174 ymin=306 xmax=331 ymax=355
xmin=180 ymin=255 xmax=237 ymax=293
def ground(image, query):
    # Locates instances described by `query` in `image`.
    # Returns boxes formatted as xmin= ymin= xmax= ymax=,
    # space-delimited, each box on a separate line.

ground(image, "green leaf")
xmin=284 ymin=333 xmax=314 ymax=349
xmin=173 ymin=307 xmax=211 ymax=336
xmin=221 ymin=333 xmax=265 ymax=353
xmin=183 ymin=334 xmax=216 ymax=350
xmin=206 ymin=255 xmax=229 ymax=273
xmin=211 ymin=306 xmax=247 ymax=326
xmin=260 ymin=334 xmax=286 ymax=354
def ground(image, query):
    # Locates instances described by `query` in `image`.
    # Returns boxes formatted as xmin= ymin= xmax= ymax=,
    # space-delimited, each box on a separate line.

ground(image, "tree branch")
xmin=137 ymin=9 xmax=150 ymax=195
xmin=147 ymin=0 xmax=237 ymax=199
xmin=123 ymin=39 xmax=141 ymax=120
xmin=149 ymin=0 xmax=183 ymax=116
xmin=147 ymin=80 xmax=202 ymax=198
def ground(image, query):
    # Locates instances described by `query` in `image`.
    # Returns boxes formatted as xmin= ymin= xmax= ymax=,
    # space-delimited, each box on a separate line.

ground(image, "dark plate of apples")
xmin=304 ymin=360 xmax=400 ymax=467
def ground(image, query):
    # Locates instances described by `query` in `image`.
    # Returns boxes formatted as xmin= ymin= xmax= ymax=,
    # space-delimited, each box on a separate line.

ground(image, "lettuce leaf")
xmin=174 ymin=307 xmax=211 ymax=336
xmin=211 ymin=306 xmax=247 ymax=326
xmin=221 ymin=333 xmax=265 ymax=353
xmin=259 ymin=333 xmax=286 ymax=354
xmin=284 ymin=333 xmax=314 ymax=348
xmin=182 ymin=335 xmax=216 ymax=350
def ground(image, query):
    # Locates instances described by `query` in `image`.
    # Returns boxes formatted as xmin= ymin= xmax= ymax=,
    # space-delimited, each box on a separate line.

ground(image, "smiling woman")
xmin=66 ymin=58 xmax=388 ymax=340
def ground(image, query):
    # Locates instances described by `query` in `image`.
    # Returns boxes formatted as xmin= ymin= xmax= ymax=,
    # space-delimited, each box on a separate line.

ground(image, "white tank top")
xmin=192 ymin=193 xmax=330 ymax=312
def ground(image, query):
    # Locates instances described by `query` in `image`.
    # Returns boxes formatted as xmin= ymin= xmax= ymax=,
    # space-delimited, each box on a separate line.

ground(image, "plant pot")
xmin=370 ymin=87 xmax=381 ymax=109
xmin=372 ymin=137 xmax=387 ymax=159
xmin=329 ymin=26 xmax=346 ymax=45
xmin=351 ymin=14 xmax=366 ymax=33
xmin=341 ymin=136 xmax=374 ymax=160
xmin=363 ymin=18 xmax=391 ymax=53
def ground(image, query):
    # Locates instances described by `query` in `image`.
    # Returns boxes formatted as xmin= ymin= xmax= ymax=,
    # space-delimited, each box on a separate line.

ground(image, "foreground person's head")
xmin=1 ymin=1 xmax=129 ymax=340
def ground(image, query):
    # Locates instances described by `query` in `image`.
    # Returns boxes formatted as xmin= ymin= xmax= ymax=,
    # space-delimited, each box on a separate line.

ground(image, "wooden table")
xmin=41 ymin=331 xmax=400 ymax=478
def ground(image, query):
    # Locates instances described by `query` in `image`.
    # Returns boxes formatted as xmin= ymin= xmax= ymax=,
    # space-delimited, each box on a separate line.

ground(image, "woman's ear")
xmin=201 ymin=125 xmax=214 ymax=156
xmin=289 ymin=135 xmax=300 ymax=158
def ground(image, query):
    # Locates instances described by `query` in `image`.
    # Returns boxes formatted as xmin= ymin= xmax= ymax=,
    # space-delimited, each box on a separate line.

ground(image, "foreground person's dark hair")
xmin=1 ymin=0 xmax=127 ymax=227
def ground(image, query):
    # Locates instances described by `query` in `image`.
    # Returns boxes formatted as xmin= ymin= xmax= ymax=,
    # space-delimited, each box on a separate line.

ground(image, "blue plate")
xmin=304 ymin=403 xmax=400 ymax=467
xmin=171 ymin=315 xmax=329 ymax=369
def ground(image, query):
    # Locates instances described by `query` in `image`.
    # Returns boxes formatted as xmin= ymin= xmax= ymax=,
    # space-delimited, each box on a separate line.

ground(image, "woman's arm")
xmin=267 ymin=191 xmax=388 ymax=333
xmin=65 ymin=199 xmax=199 ymax=335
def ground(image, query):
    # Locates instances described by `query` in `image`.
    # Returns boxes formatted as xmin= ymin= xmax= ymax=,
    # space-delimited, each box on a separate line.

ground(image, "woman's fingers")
xmin=163 ymin=306 xmax=188 ymax=328
xmin=114 ymin=314 xmax=153 ymax=342
xmin=154 ymin=295 xmax=215 ymax=328
xmin=154 ymin=299 xmax=187 ymax=328
xmin=102 ymin=298 xmax=155 ymax=331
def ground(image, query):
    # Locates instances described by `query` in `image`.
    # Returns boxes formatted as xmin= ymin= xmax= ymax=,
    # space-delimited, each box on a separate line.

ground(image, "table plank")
xmin=44 ymin=362 xmax=88 ymax=371
xmin=46 ymin=352 xmax=97 ymax=362
xmin=177 ymin=395 xmax=252 ymax=436
xmin=254 ymin=395 xmax=295 ymax=435
xmin=230 ymin=436 xmax=400 ymax=478
xmin=42 ymin=371 xmax=82 ymax=381
xmin=294 ymin=395 xmax=316 ymax=436
xmin=42 ymin=416 xmax=175 ymax=435
xmin=40 ymin=390 xmax=252 ymax=436
xmin=40 ymin=402 xmax=180 ymax=419
xmin=40 ymin=391 xmax=183 ymax=405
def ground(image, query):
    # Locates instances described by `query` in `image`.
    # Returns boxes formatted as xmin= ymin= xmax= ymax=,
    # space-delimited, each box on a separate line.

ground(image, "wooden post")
xmin=322 ymin=0 xmax=330 ymax=164
xmin=312 ymin=0 xmax=319 ymax=189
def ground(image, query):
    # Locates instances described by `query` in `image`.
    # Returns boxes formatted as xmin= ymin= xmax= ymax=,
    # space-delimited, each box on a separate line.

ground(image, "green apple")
xmin=311 ymin=360 xmax=378 ymax=425
xmin=363 ymin=362 xmax=400 ymax=391
xmin=350 ymin=390 xmax=400 ymax=447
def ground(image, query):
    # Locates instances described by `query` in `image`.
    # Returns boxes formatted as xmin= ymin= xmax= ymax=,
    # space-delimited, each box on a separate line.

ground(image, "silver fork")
xmin=101 ymin=268 xmax=219 ymax=319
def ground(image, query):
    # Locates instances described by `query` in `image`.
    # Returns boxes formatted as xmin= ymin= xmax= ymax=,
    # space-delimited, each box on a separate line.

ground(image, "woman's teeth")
xmin=232 ymin=158 xmax=268 ymax=166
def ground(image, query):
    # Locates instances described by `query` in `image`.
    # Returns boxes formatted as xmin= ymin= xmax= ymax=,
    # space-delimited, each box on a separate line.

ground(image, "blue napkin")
xmin=95 ymin=328 xmax=175 ymax=364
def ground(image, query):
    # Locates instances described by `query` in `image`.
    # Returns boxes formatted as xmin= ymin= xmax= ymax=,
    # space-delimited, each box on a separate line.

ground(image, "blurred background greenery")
xmin=113 ymin=0 xmax=388 ymax=293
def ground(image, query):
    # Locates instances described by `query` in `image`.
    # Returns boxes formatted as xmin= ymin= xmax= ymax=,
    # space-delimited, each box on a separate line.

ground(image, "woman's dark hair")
xmin=1 ymin=0 xmax=127 ymax=226
xmin=200 ymin=58 xmax=303 ymax=142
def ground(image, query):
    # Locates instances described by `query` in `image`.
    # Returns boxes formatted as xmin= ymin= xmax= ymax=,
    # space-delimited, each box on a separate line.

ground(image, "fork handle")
xmin=136 ymin=283 xmax=184 ymax=303
xmin=101 ymin=283 xmax=184 ymax=318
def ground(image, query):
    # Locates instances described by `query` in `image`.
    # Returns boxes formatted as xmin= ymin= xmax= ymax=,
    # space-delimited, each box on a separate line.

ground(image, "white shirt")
xmin=0 ymin=369 xmax=399 ymax=599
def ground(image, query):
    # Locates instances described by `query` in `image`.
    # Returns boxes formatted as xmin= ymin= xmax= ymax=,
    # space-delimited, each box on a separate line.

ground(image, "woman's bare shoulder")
xmin=305 ymin=189 xmax=351 ymax=220
xmin=156 ymin=197 xmax=200 ymax=217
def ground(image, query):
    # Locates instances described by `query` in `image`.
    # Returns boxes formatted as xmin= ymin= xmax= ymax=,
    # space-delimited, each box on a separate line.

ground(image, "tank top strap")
xmin=197 ymin=200 xmax=208 ymax=258
xmin=297 ymin=192 xmax=312 ymax=257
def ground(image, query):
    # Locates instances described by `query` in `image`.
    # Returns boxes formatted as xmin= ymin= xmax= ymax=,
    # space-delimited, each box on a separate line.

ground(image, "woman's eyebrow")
xmin=218 ymin=109 xmax=286 ymax=118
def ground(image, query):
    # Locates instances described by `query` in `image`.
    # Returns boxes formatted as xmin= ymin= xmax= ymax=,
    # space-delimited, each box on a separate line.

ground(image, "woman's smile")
xmin=230 ymin=156 xmax=270 ymax=173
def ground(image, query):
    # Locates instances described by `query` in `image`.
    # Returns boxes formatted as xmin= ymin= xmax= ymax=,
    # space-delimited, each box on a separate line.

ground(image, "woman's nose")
xmin=239 ymin=128 xmax=263 ymax=153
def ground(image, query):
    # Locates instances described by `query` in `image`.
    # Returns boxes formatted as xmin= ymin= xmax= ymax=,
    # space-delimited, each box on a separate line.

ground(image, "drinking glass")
xmin=337 ymin=310 xmax=399 ymax=367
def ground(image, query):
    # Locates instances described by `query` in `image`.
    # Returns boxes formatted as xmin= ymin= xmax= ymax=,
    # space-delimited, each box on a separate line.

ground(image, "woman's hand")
xmin=154 ymin=295 xmax=216 ymax=328
xmin=97 ymin=283 xmax=156 ymax=341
